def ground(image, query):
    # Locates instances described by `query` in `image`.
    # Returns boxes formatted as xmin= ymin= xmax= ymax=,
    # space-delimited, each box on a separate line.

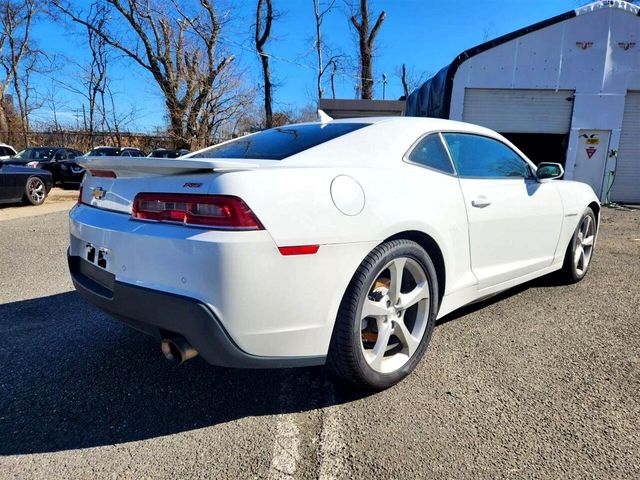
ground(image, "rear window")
xmin=87 ymin=148 xmax=123 ymax=156
xmin=190 ymin=123 xmax=369 ymax=160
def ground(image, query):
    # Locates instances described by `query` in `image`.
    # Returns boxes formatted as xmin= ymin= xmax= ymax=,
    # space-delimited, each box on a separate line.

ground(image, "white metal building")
xmin=406 ymin=0 xmax=640 ymax=203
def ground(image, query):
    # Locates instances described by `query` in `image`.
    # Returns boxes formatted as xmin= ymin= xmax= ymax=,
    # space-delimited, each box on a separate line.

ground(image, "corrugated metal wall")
xmin=462 ymin=89 xmax=574 ymax=134
xmin=611 ymin=92 xmax=640 ymax=203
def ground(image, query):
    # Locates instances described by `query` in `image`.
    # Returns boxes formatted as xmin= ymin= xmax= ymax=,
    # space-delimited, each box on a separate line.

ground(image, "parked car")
xmin=86 ymin=146 xmax=146 ymax=157
xmin=68 ymin=117 xmax=599 ymax=390
xmin=6 ymin=147 xmax=85 ymax=187
xmin=42 ymin=148 xmax=85 ymax=187
xmin=7 ymin=147 xmax=58 ymax=165
xmin=147 ymin=148 xmax=190 ymax=158
xmin=0 ymin=161 xmax=52 ymax=205
xmin=0 ymin=143 xmax=17 ymax=160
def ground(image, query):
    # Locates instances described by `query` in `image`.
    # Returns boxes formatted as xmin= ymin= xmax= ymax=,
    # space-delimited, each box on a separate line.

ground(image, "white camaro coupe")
xmin=69 ymin=117 xmax=599 ymax=389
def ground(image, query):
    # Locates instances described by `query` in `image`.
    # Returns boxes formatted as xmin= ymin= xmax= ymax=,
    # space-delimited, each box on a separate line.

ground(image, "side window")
xmin=406 ymin=134 xmax=455 ymax=174
xmin=442 ymin=133 xmax=532 ymax=179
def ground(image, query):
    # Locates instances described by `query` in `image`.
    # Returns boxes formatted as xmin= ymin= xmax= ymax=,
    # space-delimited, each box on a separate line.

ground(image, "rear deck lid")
xmin=77 ymin=156 xmax=271 ymax=214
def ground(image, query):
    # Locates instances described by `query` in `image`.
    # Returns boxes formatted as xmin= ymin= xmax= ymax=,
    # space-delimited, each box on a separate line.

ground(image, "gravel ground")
xmin=0 ymin=207 xmax=638 ymax=479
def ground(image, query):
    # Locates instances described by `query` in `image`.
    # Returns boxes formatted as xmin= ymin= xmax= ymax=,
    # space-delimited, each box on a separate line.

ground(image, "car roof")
xmin=274 ymin=115 xmax=521 ymax=168
xmin=326 ymin=115 xmax=497 ymax=134
xmin=92 ymin=146 xmax=140 ymax=150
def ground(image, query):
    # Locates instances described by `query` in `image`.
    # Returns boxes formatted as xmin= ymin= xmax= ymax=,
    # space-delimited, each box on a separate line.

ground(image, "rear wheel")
xmin=559 ymin=207 xmax=596 ymax=283
xmin=327 ymin=239 xmax=439 ymax=390
xmin=23 ymin=176 xmax=47 ymax=205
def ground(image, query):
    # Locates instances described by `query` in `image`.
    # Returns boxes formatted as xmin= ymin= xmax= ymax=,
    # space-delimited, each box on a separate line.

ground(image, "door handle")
xmin=471 ymin=196 xmax=491 ymax=208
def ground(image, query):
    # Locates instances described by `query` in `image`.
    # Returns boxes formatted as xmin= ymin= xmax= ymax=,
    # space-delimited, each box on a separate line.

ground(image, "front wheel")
xmin=559 ymin=207 xmax=597 ymax=283
xmin=327 ymin=239 xmax=439 ymax=390
xmin=23 ymin=176 xmax=47 ymax=205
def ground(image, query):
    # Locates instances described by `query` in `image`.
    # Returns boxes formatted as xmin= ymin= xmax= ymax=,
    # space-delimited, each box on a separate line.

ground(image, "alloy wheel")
xmin=28 ymin=178 xmax=45 ymax=203
xmin=359 ymin=257 xmax=430 ymax=374
xmin=574 ymin=214 xmax=595 ymax=275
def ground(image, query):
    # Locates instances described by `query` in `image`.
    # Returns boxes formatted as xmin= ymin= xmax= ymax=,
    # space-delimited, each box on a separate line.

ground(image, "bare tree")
xmin=197 ymin=65 xmax=256 ymax=146
xmin=400 ymin=64 xmax=409 ymax=98
xmin=329 ymin=57 xmax=338 ymax=98
xmin=349 ymin=0 xmax=385 ymax=99
xmin=53 ymin=0 xmax=237 ymax=148
xmin=0 ymin=0 xmax=36 ymax=144
xmin=84 ymin=3 xmax=109 ymax=145
xmin=255 ymin=0 xmax=274 ymax=128
xmin=11 ymin=52 xmax=46 ymax=146
xmin=397 ymin=63 xmax=429 ymax=98
xmin=312 ymin=0 xmax=342 ymax=100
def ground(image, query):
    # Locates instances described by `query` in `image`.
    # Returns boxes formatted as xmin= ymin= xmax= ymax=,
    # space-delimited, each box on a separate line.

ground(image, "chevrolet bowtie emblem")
xmin=92 ymin=187 xmax=106 ymax=200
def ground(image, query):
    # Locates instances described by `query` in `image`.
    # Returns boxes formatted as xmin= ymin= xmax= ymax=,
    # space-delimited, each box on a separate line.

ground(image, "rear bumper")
xmin=69 ymin=203 xmax=377 ymax=362
xmin=69 ymin=254 xmax=325 ymax=368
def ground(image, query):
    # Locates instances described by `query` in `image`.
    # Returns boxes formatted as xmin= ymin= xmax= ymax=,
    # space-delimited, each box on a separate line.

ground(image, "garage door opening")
xmin=501 ymin=133 xmax=568 ymax=166
xmin=462 ymin=89 xmax=573 ymax=167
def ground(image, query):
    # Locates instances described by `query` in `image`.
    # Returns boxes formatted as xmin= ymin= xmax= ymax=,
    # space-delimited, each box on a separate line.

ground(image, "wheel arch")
xmin=588 ymin=201 xmax=600 ymax=226
xmin=384 ymin=230 xmax=446 ymax=303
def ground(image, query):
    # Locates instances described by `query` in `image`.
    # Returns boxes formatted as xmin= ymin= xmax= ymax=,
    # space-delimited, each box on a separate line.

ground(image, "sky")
xmin=30 ymin=0 xmax=586 ymax=132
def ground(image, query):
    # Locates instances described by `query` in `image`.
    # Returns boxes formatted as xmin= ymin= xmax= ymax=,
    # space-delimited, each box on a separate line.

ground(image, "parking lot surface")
xmin=0 ymin=188 xmax=77 ymax=222
xmin=1 ymin=207 xmax=639 ymax=479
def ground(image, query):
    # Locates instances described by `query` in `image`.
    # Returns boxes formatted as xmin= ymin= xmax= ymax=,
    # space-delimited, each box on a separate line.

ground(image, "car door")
xmin=0 ymin=163 xmax=7 ymax=201
xmin=442 ymin=133 xmax=564 ymax=290
xmin=0 ymin=164 xmax=26 ymax=202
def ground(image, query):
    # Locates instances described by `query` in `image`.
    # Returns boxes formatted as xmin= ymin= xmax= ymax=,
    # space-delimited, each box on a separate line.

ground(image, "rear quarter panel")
xmin=211 ymin=162 xmax=473 ymax=298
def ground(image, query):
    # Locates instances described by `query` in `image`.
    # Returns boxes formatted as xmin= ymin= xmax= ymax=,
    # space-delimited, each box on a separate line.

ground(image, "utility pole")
xmin=382 ymin=73 xmax=388 ymax=100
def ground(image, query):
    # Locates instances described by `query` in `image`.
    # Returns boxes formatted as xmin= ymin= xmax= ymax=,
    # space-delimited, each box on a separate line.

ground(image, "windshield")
xmin=190 ymin=123 xmax=369 ymax=160
xmin=14 ymin=148 xmax=55 ymax=160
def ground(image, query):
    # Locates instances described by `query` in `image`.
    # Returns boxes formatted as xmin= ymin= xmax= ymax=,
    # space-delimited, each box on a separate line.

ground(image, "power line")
xmin=217 ymin=36 xmax=378 ymax=84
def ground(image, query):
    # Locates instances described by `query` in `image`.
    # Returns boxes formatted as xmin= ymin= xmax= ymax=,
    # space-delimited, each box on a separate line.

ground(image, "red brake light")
xmin=131 ymin=193 xmax=263 ymax=230
xmin=90 ymin=169 xmax=116 ymax=178
xmin=278 ymin=245 xmax=320 ymax=256
xmin=77 ymin=185 xmax=84 ymax=205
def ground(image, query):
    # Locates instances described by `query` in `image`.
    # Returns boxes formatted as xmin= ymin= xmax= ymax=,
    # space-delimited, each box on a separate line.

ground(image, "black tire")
xmin=327 ymin=239 xmax=439 ymax=390
xmin=23 ymin=176 xmax=47 ymax=206
xmin=559 ymin=207 xmax=597 ymax=284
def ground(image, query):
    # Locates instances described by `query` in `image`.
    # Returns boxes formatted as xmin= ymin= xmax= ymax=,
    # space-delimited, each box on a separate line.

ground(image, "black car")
xmin=87 ymin=146 xmax=146 ymax=157
xmin=147 ymin=148 xmax=190 ymax=158
xmin=0 ymin=161 xmax=53 ymax=205
xmin=7 ymin=147 xmax=58 ymax=165
xmin=7 ymin=147 xmax=85 ymax=187
xmin=42 ymin=148 xmax=86 ymax=187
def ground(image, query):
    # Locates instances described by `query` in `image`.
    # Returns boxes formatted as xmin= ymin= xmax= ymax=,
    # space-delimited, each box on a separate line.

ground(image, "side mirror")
xmin=536 ymin=162 xmax=564 ymax=182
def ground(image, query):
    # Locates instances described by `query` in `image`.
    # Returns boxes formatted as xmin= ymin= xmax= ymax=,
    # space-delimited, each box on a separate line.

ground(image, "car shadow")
xmin=0 ymin=292 xmax=368 ymax=455
xmin=436 ymin=271 xmax=565 ymax=326
xmin=2 ymin=272 xmax=566 ymax=455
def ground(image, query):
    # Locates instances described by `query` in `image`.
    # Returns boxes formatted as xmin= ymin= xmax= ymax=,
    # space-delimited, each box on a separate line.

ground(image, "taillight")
xmin=131 ymin=193 xmax=263 ymax=230
xmin=90 ymin=169 xmax=116 ymax=178
xmin=77 ymin=185 xmax=84 ymax=205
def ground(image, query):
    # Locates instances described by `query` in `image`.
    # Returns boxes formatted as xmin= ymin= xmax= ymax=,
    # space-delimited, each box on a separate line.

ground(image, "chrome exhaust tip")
xmin=161 ymin=335 xmax=199 ymax=364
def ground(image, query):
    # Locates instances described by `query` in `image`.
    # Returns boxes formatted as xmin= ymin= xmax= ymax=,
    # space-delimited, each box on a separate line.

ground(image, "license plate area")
xmin=85 ymin=243 xmax=110 ymax=270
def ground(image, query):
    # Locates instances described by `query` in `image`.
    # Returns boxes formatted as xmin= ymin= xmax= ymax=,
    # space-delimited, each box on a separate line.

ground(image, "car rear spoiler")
xmin=77 ymin=156 xmax=261 ymax=176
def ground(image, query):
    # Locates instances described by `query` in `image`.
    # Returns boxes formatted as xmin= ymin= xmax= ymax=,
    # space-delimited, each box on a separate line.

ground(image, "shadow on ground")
xmin=0 ymin=292 xmax=368 ymax=455
xmin=1 ymin=273 xmax=563 ymax=455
